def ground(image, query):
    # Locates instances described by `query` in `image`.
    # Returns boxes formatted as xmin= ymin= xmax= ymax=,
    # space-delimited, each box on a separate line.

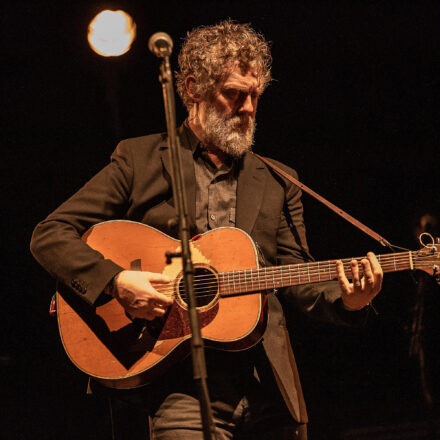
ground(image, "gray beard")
xmin=202 ymin=105 xmax=256 ymax=158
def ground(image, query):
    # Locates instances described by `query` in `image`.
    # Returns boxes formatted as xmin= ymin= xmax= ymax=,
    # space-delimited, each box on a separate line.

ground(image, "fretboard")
xmin=218 ymin=251 xmax=415 ymax=297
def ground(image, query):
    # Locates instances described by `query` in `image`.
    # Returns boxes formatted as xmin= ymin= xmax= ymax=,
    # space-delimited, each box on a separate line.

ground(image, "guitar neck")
xmin=219 ymin=251 xmax=415 ymax=297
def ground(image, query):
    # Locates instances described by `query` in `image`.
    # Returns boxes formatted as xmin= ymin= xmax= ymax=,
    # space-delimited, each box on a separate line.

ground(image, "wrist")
xmin=342 ymin=300 xmax=365 ymax=311
xmin=104 ymin=271 xmax=123 ymax=297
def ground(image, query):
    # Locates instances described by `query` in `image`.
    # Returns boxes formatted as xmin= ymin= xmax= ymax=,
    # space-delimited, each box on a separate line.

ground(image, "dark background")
xmin=2 ymin=1 xmax=440 ymax=439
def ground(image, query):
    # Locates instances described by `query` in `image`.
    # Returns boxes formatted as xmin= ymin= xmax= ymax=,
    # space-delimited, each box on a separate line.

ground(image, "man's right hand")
xmin=110 ymin=270 xmax=173 ymax=320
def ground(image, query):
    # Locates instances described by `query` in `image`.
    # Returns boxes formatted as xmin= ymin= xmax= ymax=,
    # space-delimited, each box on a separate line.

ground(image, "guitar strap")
xmin=251 ymin=152 xmax=391 ymax=248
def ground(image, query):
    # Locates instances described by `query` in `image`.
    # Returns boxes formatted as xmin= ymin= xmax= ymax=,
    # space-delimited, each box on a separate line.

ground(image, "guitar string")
xmin=153 ymin=252 xmax=435 ymax=287
xmin=158 ymin=264 xmax=438 ymax=301
xmin=152 ymin=254 xmax=430 ymax=289
xmin=152 ymin=253 xmax=418 ymax=287
xmin=152 ymin=255 xmax=435 ymax=294
xmin=160 ymin=260 xmax=434 ymax=301
xmin=151 ymin=257 xmax=437 ymax=299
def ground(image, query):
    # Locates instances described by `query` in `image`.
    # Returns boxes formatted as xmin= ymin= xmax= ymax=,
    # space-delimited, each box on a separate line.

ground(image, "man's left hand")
xmin=336 ymin=252 xmax=383 ymax=310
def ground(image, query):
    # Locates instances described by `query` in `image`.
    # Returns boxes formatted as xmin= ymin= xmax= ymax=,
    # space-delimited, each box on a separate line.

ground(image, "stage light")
xmin=88 ymin=10 xmax=136 ymax=57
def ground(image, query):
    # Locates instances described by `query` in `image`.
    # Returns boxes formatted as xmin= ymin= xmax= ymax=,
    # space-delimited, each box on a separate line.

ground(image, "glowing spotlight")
xmin=88 ymin=10 xmax=136 ymax=57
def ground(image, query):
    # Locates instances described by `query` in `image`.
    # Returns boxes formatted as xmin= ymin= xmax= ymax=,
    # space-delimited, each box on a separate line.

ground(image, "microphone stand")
xmin=154 ymin=52 xmax=217 ymax=440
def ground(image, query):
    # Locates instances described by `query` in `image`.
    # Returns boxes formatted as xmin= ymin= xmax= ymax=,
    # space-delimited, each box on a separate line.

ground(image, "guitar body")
xmin=56 ymin=221 xmax=267 ymax=389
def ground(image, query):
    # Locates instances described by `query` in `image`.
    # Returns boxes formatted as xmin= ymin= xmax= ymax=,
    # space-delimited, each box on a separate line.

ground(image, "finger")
xmin=146 ymin=272 xmax=171 ymax=284
xmin=351 ymin=259 xmax=361 ymax=288
xmin=151 ymin=306 xmax=168 ymax=317
xmin=128 ymin=304 xmax=167 ymax=320
xmin=367 ymin=252 xmax=383 ymax=282
xmin=148 ymin=288 xmax=174 ymax=306
xmin=361 ymin=259 xmax=375 ymax=289
xmin=366 ymin=253 xmax=383 ymax=296
xmin=145 ymin=273 xmax=174 ymax=306
xmin=336 ymin=260 xmax=351 ymax=295
xmin=143 ymin=305 xmax=169 ymax=320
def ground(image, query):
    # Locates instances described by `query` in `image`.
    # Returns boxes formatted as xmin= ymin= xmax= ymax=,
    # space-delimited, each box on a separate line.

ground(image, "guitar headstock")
xmin=415 ymin=233 xmax=440 ymax=282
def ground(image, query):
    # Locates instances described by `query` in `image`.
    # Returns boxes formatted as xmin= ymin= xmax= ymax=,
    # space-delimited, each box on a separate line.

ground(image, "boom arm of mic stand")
xmin=157 ymin=56 xmax=217 ymax=440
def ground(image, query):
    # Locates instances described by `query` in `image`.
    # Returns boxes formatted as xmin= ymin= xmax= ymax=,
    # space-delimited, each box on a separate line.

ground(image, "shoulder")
xmin=248 ymin=153 xmax=305 ymax=204
xmin=113 ymin=131 xmax=167 ymax=158
xmin=262 ymin=156 xmax=298 ymax=179
xmin=249 ymin=153 xmax=299 ymax=184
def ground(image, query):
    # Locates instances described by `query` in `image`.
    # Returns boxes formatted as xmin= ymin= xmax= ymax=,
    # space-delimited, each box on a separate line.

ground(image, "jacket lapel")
xmin=236 ymin=152 xmax=267 ymax=234
xmin=160 ymin=124 xmax=197 ymax=226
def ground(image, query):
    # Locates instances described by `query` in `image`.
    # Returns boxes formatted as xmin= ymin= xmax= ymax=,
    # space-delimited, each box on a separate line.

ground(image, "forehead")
xmin=220 ymin=65 xmax=261 ymax=91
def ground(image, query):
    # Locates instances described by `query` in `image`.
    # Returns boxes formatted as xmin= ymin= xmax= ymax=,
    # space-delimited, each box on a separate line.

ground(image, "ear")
xmin=185 ymin=76 xmax=200 ymax=102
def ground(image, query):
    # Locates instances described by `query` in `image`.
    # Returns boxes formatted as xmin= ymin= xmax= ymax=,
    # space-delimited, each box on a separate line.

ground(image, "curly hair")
xmin=176 ymin=20 xmax=272 ymax=110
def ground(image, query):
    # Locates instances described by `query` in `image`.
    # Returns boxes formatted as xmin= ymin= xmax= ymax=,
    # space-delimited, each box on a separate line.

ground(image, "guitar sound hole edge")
xmin=176 ymin=265 xmax=219 ymax=311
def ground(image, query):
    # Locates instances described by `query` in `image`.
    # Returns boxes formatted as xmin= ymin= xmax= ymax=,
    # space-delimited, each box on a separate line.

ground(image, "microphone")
xmin=148 ymin=32 xmax=173 ymax=58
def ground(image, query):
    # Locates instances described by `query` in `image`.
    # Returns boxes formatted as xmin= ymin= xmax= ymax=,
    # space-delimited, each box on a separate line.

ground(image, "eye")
xmin=222 ymin=89 xmax=239 ymax=100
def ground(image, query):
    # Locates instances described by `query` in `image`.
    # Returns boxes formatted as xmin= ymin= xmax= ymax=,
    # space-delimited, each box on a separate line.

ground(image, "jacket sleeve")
xmin=30 ymin=141 xmax=134 ymax=305
xmin=275 ymin=164 xmax=369 ymax=326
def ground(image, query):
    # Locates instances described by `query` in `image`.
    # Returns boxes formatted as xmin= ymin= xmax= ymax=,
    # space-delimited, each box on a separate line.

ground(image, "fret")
xmin=218 ymin=250 xmax=426 ymax=297
xmin=220 ymin=250 xmax=423 ymax=298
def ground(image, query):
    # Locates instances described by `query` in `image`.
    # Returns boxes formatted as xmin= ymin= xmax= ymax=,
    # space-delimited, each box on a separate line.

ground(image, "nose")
xmin=239 ymin=93 xmax=255 ymax=115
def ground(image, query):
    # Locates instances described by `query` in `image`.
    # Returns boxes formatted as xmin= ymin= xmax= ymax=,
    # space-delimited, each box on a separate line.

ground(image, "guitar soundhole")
xmin=178 ymin=266 xmax=218 ymax=309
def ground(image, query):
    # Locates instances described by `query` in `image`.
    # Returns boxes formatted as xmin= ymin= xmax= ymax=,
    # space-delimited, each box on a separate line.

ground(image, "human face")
xmin=213 ymin=65 xmax=261 ymax=120
xmin=198 ymin=66 xmax=261 ymax=157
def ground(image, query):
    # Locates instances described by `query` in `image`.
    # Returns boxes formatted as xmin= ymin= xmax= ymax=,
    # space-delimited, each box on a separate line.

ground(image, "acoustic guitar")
xmin=56 ymin=220 xmax=439 ymax=389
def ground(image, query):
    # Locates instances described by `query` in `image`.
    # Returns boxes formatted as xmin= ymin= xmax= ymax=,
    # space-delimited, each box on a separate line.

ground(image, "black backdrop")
xmin=2 ymin=1 xmax=440 ymax=439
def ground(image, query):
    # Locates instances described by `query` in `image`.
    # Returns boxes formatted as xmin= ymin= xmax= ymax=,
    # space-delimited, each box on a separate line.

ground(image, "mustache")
xmin=225 ymin=114 xmax=254 ymax=130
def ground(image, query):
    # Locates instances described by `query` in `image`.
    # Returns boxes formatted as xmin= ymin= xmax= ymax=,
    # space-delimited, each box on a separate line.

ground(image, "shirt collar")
xmin=182 ymin=119 xmax=201 ymax=154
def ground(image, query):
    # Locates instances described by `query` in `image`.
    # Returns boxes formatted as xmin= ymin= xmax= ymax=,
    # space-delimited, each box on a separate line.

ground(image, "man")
xmin=30 ymin=20 xmax=382 ymax=440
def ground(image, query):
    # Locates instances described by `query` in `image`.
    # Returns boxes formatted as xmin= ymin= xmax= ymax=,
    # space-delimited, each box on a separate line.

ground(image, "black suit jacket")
xmin=31 ymin=123 xmax=365 ymax=423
